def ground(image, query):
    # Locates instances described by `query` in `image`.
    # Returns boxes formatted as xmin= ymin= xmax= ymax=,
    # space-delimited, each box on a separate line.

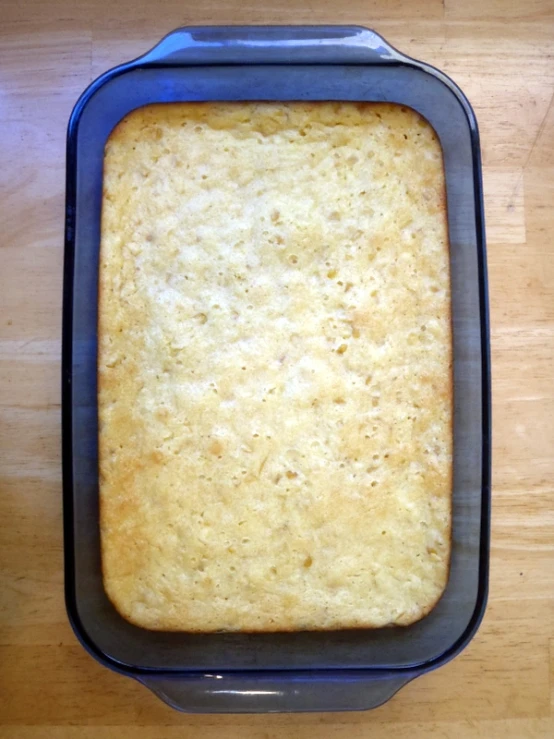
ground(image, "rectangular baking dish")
xmin=63 ymin=25 xmax=491 ymax=713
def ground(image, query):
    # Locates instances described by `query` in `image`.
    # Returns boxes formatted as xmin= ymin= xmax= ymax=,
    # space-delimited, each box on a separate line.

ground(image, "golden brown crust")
xmin=99 ymin=102 xmax=452 ymax=632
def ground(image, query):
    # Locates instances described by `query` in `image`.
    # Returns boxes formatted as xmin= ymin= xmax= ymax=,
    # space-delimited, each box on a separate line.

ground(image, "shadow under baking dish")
xmin=63 ymin=25 xmax=490 ymax=712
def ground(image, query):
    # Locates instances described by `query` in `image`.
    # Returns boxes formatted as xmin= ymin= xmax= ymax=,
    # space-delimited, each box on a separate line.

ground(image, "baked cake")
xmin=98 ymin=102 xmax=452 ymax=631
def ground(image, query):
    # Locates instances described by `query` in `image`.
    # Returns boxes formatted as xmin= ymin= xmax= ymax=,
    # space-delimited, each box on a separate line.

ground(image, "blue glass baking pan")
xmin=62 ymin=25 xmax=491 ymax=712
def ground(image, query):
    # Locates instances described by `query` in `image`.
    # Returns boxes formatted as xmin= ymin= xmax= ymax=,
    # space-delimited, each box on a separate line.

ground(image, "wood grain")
xmin=1 ymin=0 xmax=553 ymax=736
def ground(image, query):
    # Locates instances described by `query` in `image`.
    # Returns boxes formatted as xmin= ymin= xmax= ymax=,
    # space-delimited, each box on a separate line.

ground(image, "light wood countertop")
xmin=1 ymin=1 xmax=553 ymax=736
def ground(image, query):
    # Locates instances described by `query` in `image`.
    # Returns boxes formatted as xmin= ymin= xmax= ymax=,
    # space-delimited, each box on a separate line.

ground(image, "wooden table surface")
xmin=1 ymin=0 xmax=553 ymax=736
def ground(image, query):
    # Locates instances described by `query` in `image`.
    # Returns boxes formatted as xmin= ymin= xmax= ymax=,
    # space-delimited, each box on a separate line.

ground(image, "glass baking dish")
xmin=62 ymin=25 xmax=491 ymax=713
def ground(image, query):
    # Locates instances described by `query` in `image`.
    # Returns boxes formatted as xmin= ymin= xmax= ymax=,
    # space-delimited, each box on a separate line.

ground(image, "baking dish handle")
xmin=138 ymin=671 xmax=413 ymax=713
xmin=136 ymin=26 xmax=407 ymax=66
